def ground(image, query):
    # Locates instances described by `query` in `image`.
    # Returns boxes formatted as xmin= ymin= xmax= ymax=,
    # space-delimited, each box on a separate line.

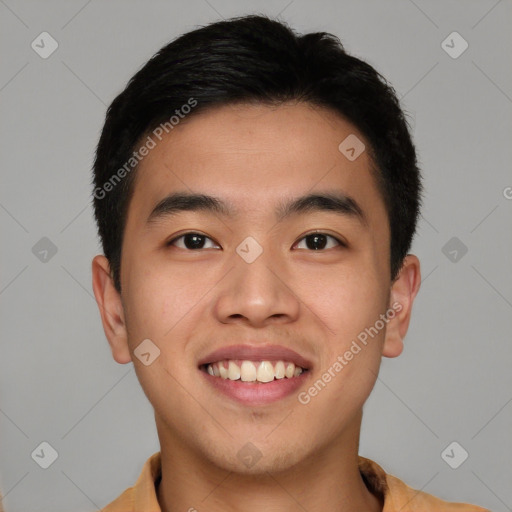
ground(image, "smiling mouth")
xmin=200 ymin=359 xmax=308 ymax=383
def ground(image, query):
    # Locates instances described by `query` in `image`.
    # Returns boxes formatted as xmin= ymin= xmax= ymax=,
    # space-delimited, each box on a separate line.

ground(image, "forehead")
xmin=126 ymin=102 xmax=386 ymax=228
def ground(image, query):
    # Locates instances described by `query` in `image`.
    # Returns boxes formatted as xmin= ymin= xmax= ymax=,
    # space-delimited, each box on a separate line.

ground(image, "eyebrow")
xmin=146 ymin=191 xmax=367 ymax=226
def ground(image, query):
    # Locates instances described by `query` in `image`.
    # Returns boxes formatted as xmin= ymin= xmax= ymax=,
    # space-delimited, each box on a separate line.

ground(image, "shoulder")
xmin=384 ymin=471 xmax=491 ymax=511
xmin=98 ymin=451 xmax=161 ymax=511
xmin=99 ymin=486 xmax=134 ymax=511
xmin=358 ymin=456 xmax=490 ymax=512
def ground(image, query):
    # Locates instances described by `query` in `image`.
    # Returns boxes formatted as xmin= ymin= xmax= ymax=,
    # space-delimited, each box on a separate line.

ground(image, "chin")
xmin=200 ymin=437 xmax=310 ymax=476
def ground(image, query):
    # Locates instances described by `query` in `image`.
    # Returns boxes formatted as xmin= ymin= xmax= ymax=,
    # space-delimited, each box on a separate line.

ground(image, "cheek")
xmin=298 ymin=271 xmax=387 ymax=426
xmin=122 ymin=267 xmax=205 ymax=411
xmin=124 ymin=262 xmax=206 ymax=343
xmin=301 ymin=263 xmax=387 ymax=347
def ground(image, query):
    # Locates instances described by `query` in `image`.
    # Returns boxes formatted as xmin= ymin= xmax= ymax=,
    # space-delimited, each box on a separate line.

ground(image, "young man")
xmin=91 ymin=14 xmax=490 ymax=512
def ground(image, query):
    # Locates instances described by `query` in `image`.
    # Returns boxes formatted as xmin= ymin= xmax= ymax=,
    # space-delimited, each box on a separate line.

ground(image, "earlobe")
xmin=91 ymin=255 xmax=132 ymax=364
xmin=382 ymin=254 xmax=421 ymax=358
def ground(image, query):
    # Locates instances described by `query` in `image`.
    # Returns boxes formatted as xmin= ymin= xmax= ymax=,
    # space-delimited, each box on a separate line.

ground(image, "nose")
xmin=213 ymin=244 xmax=301 ymax=328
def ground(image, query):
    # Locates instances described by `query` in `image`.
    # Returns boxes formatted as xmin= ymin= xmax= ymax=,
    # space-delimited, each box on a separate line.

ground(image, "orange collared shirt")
xmin=100 ymin=451 xmax=490 ymax=511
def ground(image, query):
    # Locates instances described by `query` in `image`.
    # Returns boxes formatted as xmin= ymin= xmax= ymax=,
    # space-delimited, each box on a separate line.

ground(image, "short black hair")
xmin=92 ymin=14 xmax=422 ymax=293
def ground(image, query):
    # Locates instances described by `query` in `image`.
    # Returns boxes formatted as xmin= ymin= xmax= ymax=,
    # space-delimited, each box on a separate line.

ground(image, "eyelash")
xmin=166 ymin=231 xmax=346 ymax=251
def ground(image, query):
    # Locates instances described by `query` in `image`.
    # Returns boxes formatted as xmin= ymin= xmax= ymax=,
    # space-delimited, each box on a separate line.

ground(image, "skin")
xmin=92 ymin=102 xmax=421 ymax=512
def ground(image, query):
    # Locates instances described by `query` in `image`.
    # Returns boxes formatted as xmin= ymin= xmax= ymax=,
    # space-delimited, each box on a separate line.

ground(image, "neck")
xmin=155 ymin=413 xmax=383 ymax=512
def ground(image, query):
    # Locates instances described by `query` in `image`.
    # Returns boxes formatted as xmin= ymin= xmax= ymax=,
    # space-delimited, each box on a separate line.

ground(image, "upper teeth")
xmin=206 ymin=360 xmax=304 ymax=382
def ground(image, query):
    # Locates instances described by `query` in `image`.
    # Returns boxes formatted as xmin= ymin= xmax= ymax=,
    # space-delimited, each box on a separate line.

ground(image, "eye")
xmin=167 ymin=232 xmax=220 ymax=250
xmin=166 ymin=231 xmax=345 ymax=251
xmin=294 ymin=232 xmax=345 ymax=251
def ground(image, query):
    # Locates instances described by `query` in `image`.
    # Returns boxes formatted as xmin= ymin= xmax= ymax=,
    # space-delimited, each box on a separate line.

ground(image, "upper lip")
xmin=198 ymin=344 xmax=313 ymax=370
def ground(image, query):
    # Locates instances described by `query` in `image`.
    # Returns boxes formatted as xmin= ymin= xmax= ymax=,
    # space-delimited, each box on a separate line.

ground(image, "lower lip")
xmin=200 ymin=368 xmax=310 ymax=406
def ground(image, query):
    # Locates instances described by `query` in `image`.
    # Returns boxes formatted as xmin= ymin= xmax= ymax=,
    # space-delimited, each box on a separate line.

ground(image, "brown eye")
xmin=167 ymin=233 xmax=220 ymax=250
xmin=295 ymin=233 xmax=344 ymax=251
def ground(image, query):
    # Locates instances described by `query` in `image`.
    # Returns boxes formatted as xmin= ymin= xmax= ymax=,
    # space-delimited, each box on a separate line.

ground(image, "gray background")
xmin=1 ymin=0 xmax=511 ymax=510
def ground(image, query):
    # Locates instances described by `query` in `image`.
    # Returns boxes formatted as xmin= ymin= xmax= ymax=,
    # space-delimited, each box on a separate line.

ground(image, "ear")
xmin=91 ymin=255 xmax=131 ymax=364
xmin=382 ymin=254 xmax=421 ymax=358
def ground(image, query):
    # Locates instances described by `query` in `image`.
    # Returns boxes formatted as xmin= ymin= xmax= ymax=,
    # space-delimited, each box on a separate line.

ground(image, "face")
xmin=93 ymin=101 xmax=420 ymax=474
